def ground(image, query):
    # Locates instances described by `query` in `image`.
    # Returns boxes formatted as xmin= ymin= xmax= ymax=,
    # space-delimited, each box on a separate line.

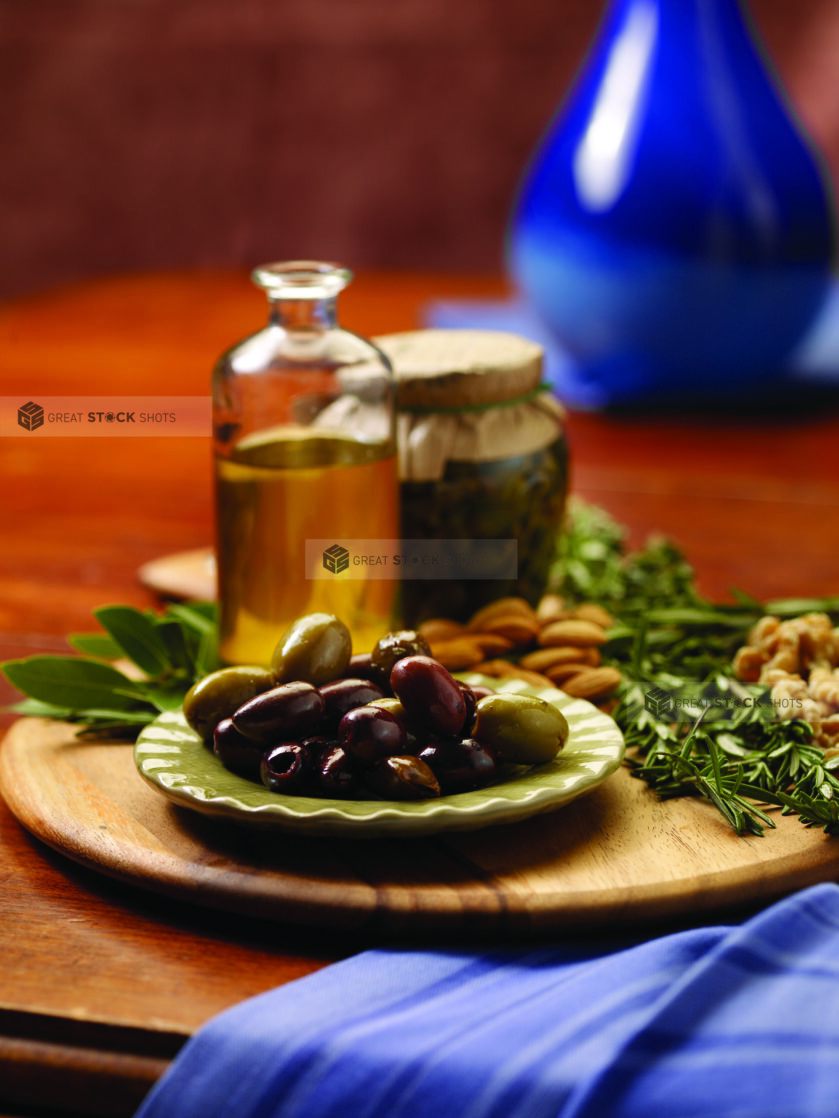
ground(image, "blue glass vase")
xmin=508 ymin=0 xmax=836 ymax=407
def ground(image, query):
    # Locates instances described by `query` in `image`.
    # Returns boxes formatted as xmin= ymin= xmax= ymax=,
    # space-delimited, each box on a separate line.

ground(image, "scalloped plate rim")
xmin=134 ymin=675 xmax=625 ymax=837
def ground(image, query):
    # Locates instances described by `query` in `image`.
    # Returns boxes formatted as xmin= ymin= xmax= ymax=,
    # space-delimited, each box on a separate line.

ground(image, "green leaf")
xmin=728 ymin=587 xmax=764 ymax=611
xmin=75 ymin=716 xmax=157 ymax=738
xmin=194 ymin=626 xmax=220 ymax=677
xmin=74 ymin=708 xmax=159 ymax=724
xmin=137 ymin=683 xmax=191 ymax=713
xmin=6 ymin=698 xmax=75 ymax=719
xmin=716 ymin=733 xmax=748 ymax=757
xmin=153 ymin=618 xmax=194 ymax=673
xmin=764 ymin=596 xmax=839 ymax=618
xmin=67 ymin=633 xmax=124 ymax=659
xmin=1 ymin=656 xmax=154 ymax=712
xmin=178 ymin=600 xmax=217 ymax=621
xmin=644 ymin=607 xmax=756 ymax=629
xmin=165 ymin=602 xmax=216 ymax=636
xmin=93 ymin=606 xmax=171 ymax=677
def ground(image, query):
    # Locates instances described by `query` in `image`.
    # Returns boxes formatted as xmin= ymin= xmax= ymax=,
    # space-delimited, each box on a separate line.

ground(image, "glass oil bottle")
xmin=212 ymin=261 xmax=399 ymax=665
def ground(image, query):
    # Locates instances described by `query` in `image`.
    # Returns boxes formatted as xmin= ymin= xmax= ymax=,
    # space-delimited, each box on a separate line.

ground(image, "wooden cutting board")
xmin=137 ymin=547 xmax=216 ymax=602
xmin=2 ymin=716 xmax=838 ymax=937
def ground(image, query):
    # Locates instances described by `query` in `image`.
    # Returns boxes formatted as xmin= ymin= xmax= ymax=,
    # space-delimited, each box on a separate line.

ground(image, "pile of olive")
xmin=183 ymin=613 xmax=570 ymax=802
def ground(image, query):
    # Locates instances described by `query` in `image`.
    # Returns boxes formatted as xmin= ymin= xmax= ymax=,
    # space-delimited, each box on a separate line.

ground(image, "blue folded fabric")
xmin=424 ymin=284 xmax=839 ymax=409
xmin=135 ymin=883 xmax=839 ymax=1118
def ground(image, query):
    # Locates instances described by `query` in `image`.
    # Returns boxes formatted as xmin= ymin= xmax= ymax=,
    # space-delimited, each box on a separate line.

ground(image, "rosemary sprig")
xmin=552 ymin=500 xmax=839 ymax=836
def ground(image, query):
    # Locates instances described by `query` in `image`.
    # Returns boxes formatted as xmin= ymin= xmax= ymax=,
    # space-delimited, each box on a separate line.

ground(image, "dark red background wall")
xmin=2 ymin=0 xmax=837 ymax=300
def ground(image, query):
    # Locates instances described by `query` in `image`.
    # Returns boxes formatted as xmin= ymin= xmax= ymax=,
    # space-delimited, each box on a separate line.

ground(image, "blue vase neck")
xmin=603 ymin=0 xmax=757 ymax=54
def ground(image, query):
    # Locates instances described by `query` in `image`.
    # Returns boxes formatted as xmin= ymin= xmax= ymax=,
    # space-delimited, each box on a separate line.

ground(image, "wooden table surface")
xmin=2 ymin=270 xmax=839 ymax=1117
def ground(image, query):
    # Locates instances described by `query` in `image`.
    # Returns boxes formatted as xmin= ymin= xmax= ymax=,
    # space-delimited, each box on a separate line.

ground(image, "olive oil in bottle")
xmin=213 ymin=263 xmax=399 ymax=665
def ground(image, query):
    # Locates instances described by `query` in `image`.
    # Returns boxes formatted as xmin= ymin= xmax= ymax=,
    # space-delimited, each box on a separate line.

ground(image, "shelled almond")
xmin=560 ymin=666 xmax=623 ymax=701
xmin=466 ymin=597 xmax=536 ymax=628
xmin=416 ymin=617 xmax=467 ymax=643
xmin=535 ymin=593 xmax=570 ymax=625
xmin=538 ymin=618 xmax=609 ymax=648
xmin=518 ymin=646 xmax=600 ymax=672
xmin=417 ymin=593 xmax=622 ymax=705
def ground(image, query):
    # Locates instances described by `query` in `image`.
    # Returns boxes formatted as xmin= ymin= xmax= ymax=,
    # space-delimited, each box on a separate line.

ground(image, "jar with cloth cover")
xmin=375 ymin=329 xmax=570 ymax=625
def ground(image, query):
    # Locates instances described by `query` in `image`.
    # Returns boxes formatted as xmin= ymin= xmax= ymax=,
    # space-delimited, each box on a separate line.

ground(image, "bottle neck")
xmin=269 ymin=296 xmax=338 ymax=330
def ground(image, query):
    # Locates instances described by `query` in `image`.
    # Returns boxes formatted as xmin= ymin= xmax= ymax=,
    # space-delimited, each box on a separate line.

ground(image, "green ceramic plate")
xmin=134 ymin=675 xmax=625 ymax=837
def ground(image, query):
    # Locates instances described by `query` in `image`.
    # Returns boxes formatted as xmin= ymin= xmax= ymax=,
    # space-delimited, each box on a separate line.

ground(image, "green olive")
xmin=270 ymin=613 xmax=352 ymax=686
xmin=368 ymin=697 xmax=409 ymax=720
xmin=183 ymin=665 xmax=276 ymax=743
xmin=472 ymin=693 xmax=569 ymax=765
xmin=369 ymin=630 xmax=432 ymax=684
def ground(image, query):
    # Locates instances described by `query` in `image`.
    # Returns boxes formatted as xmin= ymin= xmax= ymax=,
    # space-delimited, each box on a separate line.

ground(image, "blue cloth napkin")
xmin=135 ymin=883 xmax=839 ymax=1118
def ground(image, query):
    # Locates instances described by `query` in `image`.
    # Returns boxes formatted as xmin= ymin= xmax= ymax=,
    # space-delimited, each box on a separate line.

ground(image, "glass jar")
xmin=213 ymin=261 xmax=398 ymax=665
xmin=375 ymin=329 xmax=570 ymax=625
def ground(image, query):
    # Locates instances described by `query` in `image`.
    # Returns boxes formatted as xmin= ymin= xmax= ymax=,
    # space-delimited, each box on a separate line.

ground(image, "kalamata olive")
xmin=270 ymin=613 xmax=352 ymax=686
xmin=317 ymin=745 xmax=361 ymax=798
xmin=365 ymin=755 xmax=441 ymax=800
xmin=299 ymin=735 xmax=337 ymax=761
xmin=344 ymin=652 xmax=379 ymax=682
xmin=232 ymin=681 xmax=324 ymax=745
xmin=417 ymin=737 xmax=498 ymax=794
xmin=213 ymin=717 xmax=265 ymax=779
xmin=183 ymin=665 xmax=275 ymax=743
xmin=318 ymin=678 xmax=385 ymax=732
xmin=390 ymin=655 xmax=467 ymax=737
xmin=473 ymin=693 xmax=569 ymax=765
xmin=260 ymin=743 xmax=313 ymax=794
xmin=370 ymin=630 xmax=432 ymax=688
xmin=458 ymin=683 xmax=480 ymax=736
xmin=367 ymin=697 xmax=423 ymax=752
xmin=339 ymin=706 xmax=407 ymax=766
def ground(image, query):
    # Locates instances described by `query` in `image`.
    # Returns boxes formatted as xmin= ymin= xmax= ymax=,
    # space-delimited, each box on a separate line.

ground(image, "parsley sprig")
xmin=552 ymin=500 xmax=839 ymax=835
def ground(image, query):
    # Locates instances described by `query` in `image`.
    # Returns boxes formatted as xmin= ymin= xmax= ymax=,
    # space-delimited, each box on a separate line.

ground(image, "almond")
xmin=536 ymin=593 xmax=571 ymax=625
xmin=467 ymin=597 xmax=536 ymax=631
xmin=469 ymin=632 xmax=516 ymax=657
xmin=519 ymin=646 xmax=591 ymax=672
xmin=573 ymin=603 xmax=616 ymax=630
xmin=559 ymin=666 xmax=623 ymax=702
xmin=428 ymin=637 xmax=485 ymax=670
xmin=418 ymin=617 xmax=467 ymax=643
xmin=545 ymin=662 xmax=589 ymax=684
xmin=538 ymin=619 xmax=609 ymax=648
xmin=474 ymin=659 xmax=522 ymax=678
xmin=481 ymin=613 xmax=541 ymax=646
xmin=496 ymin=666 xmax=556 ymax=689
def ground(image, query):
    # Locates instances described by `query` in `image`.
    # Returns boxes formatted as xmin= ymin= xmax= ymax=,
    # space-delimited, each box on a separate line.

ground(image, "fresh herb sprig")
xmin=2 ymin=602 xmax=220 ymax=737
xmin=552 ymin=500 xmax=839 ymax=835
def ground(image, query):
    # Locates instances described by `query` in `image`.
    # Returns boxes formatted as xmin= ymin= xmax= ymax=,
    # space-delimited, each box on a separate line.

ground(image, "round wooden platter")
xmin=2 ymin=716 xmax=838 ymax=937
xmin=137 ymin=547 xmax=216 ymax=602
